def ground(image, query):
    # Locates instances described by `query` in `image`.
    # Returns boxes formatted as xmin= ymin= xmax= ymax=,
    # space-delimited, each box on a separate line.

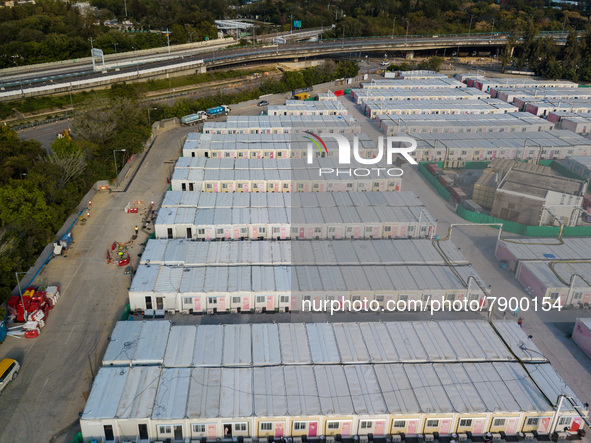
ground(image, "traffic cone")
xmin=87 ymin=211 xmax=90 ymax=218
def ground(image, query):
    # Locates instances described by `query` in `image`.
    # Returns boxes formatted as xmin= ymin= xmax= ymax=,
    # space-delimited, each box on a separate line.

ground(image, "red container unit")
xmin=449 ymin=186 xmax=468 ymax=203
xmin=334 ymin=90 xmax=345 ymax=96
xmin=438 ymin=174 xmax=454 ymax=189
xmin=425 ymin=163 xmax=442 ymax=177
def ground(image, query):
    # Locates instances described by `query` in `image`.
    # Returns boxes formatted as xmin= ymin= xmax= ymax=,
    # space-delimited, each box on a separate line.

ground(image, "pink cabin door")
xmin=407 ymin=420 xmax=418 ymax=436
xmin=266 ymin=296 xmax=274 ymax=311
xmin=307 ymin=227 xmax=314 ymax=239
xmin=372 ymin=226 xmax=380 ymax=238
xmin=506 ymin=418 xmax=518 ymax=435
xmin=341 ymin=422 xmax=351 ymax=437
xmin=473 ymin=419 xmax=484 ymax=435
xmin=193 ymin=297 xmax=201 ymax=312
xmin=213 ymin=183 xmax=218 ymax=192
xmin=299 ymin=228 xmax=305 ymax=239
xmin=374 ymin=421 xmax=385 ymax=436
xmin=252 ymin=227 xmax=258 ymax=238
xmin=233 ymin=228 xmax=240 ymax=239
xmin=440 ymin=419 xmax=451 ymax=435
xmin=242 ymin=297 xmax=250 ymax=311
xmin=353 ymin=227 xmax=361 ymax=238
xmin=308 ymin=423 xmax=318 ymax=437
xmin=217 ymin=297 xmax=226 ymax=311
xmin=208 ymin=425 xmax=216 ymax=440
xmin=225 ymin=229 xmax=231 ymax=239
xmin=280 ymin=227 xmax=287 ymax=239
xmin=205 ymin=229 xmax=213 ymax=240
xmin=244 ymin=183 xmax=250 ymax=192
xmin=274 ymin=424 xmax=284 ymax=438
xmin=400 ymin=225 xmax=407 ymax=237
xmin=274 ymin=183 xmax=279 ymax=193
xmin=539 ymin=418 xmax=551 ymax=434
xmin=228 ymin=184 xmax=235 ymax=193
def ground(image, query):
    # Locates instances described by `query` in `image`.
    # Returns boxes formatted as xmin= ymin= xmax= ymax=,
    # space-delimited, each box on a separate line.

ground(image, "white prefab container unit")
xmin=267 ymin=101 xmax=348 ymax=116
xmin=492 ymin=87 xmax=591 ymax=104
xmin=467 ymin=77 xmax=577 ymax=93
xmin=350 ymin=87 xmax=487 ymax=104
xmin=378 ymin=112 xmax=554 ymax=136
xmin=82 ymin=320 xmax=587 ymax=443
xmin=359 ymin=78 xmax=466 ymax=89
xmin=170 ymin=168 xmax=402 ymax=193
xmin=562 ymin=156 xmax=591 ymax=180
xmin=572 ymin=318 xmax=591 ymax=359
xmin=495 ymin=237 xmax=591 ymax=307
xmin=181 ymin=132 xmax=376 ymax=159
xmin=154 ymin=192 xmax=437 ymax=241
xmin=129 ymin=239 xmax=486 ymax=313
xmin=202 ymin=115 xmax=361 ymax=135
xmin=523 ymin=99 xmax=591 ymax=117
xmin=317 ymin=91 xmax=338 ymax=101
xmin=361 ymin=99 xmax=517 ymax=119
xmin=408 ymin=130 xmax=591 ymax=163
xmin=398 ymin=70 xmax=450 ymax=80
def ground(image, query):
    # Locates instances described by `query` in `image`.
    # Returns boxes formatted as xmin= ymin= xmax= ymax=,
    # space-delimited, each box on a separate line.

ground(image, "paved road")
xmin=18 ymin=120 xmax=72 ymax=151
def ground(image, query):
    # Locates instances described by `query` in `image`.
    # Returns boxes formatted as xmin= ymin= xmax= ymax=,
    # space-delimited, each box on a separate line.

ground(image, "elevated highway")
xmin=0 ymin=32 xmax=570 ymax=101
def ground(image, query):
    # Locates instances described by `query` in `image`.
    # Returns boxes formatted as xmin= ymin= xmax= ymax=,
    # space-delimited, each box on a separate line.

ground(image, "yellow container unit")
xmin=293 ymin=93 xmax=310 ymax=100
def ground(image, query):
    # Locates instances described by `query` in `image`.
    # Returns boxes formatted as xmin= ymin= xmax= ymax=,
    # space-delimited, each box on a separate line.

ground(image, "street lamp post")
xmin=391 ymin=16 xmax=396 ymax=39
xmin=490 ymin=18 xmax=495 ymax=41
xmin=147 ymin=107 xmax=158 ymax=125
xmin=468 ymin=14 xmax=474 ymax=36
xmin=15 ymin=271 xmax=28 ymax=322
xmin=405 ymin=20 xmax=409 ymax=44
xmin=113 ymin=42 xmax=118 ymax=53
xmin=113 ymin=149 xmax=126 ymax=187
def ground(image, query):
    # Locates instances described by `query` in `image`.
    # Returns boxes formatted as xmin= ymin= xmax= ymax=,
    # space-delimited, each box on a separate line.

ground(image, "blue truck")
xmin=206 ymin=105 xmax=230 ymax=118
xmin=180 ymin=111 xmax=207 ymax=126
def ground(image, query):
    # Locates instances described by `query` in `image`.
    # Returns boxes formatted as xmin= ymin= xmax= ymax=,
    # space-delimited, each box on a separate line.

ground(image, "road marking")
xmin=64 ymin=324 xmax=76 ymax=345
xmin=36 ymin=378 xmax=49 ymax=401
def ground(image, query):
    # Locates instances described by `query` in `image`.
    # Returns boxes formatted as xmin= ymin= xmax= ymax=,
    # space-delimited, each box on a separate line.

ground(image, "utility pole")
xmin=468 ymin=14 xmax=473 ymax=36
xmin=290 ymin=14 xmax=293 ymax=34
xmin=391 ymin=16 xmax=396 ymax=39
xmin=113 ymin=42 xmax=118 ymax=53
xmin=123 ymin=0 xmax=127 ymax=17
xmin=406 ymin=20 xmax=409 ymax=44
xmin=490 ymin=18 xmax=495 ymax=41
xmin=166 ymin=28 xmax=171 ymax=53
xmin=342 ymin=24 xmax=345 ymax=49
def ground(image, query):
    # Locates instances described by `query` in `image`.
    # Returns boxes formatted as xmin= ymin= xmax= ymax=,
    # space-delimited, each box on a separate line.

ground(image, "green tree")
xmin=0 ymin=182 xmax=53 ymax=241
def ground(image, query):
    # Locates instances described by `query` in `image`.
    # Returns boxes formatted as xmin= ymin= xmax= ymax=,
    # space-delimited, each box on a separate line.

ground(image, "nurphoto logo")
xmin=303 ymin=132 xmax=418 ymax=177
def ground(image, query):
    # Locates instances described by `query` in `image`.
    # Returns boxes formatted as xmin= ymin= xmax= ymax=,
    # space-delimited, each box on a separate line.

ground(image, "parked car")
xmin=380 ymin=60 xmax=390 ymax=66
xmin=257 ymin=100 xmax=269 ymax=107
xmin=0 ymin=359 xmax=19 ymax=393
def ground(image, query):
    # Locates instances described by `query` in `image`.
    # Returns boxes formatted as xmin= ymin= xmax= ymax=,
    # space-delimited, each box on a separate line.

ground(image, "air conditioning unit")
xmin=167 ymin=309 xmax=176 ymax=315
xmin=359 ymin=436 xmax=369 ymax=443
xmin=491 ymin=433 xmax=502 ymax=441
xmin=424 ymin=435 xmax=434 ymax=442
xmin=557 ymin=432 xmax=568 ymax=440
xmin=243 ymin=439 xmax=253 ymax=443
xmin=392 ymin=435 xmax=402 ymax=442
xmin=326 ymin=438 xmax=335 ymax=443
xmin=523 ymin=433 xmax=535 ymax=441
xmin=206 ymin=308 xmax=215 ymax=314
xmin=293 ymin=438 xmax=302 ymax=443
xmin=278 ymin=307 xmax=286 ymax=313
xmin=231 ymin=308 xmax=238 ymax=313
xmin=255 ymin=308 xmax=263 ymax=313
xmin=181 ymin=309 xmax=190 ymax=314
xmin=458 ymin=434 xmax=468 ymax=441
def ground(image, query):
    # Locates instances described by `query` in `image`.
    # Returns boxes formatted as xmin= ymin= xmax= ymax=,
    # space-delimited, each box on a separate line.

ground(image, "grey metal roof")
xmin=498 ymin=237 xmax=591 ymax=262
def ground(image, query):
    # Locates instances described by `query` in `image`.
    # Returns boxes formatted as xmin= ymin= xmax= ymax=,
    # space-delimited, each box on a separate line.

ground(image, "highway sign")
xmin=294 ymin=20 xmax=302 ymax=28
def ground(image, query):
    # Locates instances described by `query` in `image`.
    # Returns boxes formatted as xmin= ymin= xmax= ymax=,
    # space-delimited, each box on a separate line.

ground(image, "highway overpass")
xmin=0 ymin=32 xmax=570 ymax=102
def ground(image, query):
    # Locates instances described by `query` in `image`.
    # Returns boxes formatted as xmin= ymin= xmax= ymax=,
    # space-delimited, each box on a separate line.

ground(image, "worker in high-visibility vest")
xmin=134 ymin=226 xmax=139 ymax=235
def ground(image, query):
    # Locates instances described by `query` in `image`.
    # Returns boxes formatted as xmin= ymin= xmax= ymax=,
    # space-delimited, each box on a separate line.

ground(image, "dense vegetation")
xmin=1 ymin=0 xmax=590 ymax=69
xmin=0 ymin=90 xmax=151 ymax=303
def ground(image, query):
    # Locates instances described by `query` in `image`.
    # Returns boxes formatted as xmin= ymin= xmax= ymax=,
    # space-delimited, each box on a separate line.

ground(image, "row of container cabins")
xmin=378 ymin=113 xmax=555 ymax=136
xmin=360 ymin=99 xmax=517 ymax=119
xmin=202 ymin=115 xmax=361 ymax=135
xmin=182 ymin=133 xmax=377 ymax=159
xmin=154 ymin=191 xmax=436 ymax=241
xmin=454 ymin=74 xmax=578 ymax=93
xmin=495 ymin=237 xmax=591 ymax=308
xmin=129 ymin=239 xmax=486 ymax=313
xmin=80 ymin=320 xmax=588 ymax=443
xmin=171 ymin=158 xmax=402 ymax=193
xmin=267 ymin=101 xmax=348 ymax=116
